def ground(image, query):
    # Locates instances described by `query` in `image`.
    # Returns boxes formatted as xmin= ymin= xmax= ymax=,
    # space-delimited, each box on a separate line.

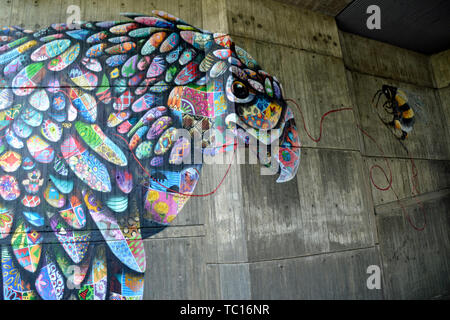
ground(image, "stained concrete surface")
xmin=376 ymin=193 xmax=450 ymax=299
xmin=0 ymin=0 xmax=449 ymax=300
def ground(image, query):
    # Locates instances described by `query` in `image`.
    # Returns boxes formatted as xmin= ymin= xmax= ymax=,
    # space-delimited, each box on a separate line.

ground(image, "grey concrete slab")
xmin=205 ymin=264 xmax=222 ymax=299
xmin=240 ymin=163 xmax=305 ymax=262
xmin=340 ymin=31 xmax=434 ymax=88
xmin=249 ymin=247 xmax=384 ymax=299
xmin=365 ymin=157 xmax=450 ymax=206
xmin=376 ymin=194 xmax=450 ymax=299
xmin=279 ymin=47 xmax=358 ymax=150
xmin=273 ymin=0 xmax=353 ymax=16
xmin=219 ymin=264 xmax=252 ymax=299
xmin=375 ymin=189 xmax=450 ymax=214
xmin=9 ymin=0 xmax=63 ymax=29
xmin=437 ymin=86 xmax=450 ymax=147
xmin=143 ymin=236 xmax=207 ymax=299
xmin=431 ymin=49 xmax=450 ymax=89
xmin=201 ymin=160 xmax=249 ymax=264
xmin=6 ymin=0 xmax=205 ymax=29
xmin=227 ymin=0 xmax=342 ymax=58
xmin=202 ymin=0 xmax=229 ymax=33
xmin=240 ymin=148 xmax=376 ymax=262
xmin=150 ymin=225 xmax=206 ymax=239
xmin=204 ymin=262 xmax=253 ymax=300
xmin=0 ymin=0 xmax=12 ymax=26
xmin=295 ymin=149 xmax=377 ymax=253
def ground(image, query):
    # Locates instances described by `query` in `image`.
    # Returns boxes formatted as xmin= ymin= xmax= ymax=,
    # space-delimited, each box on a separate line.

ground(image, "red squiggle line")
xmin=286 ymin=98 xmax=426 ymax=231
xmin=286 ymin=99 xmax=353 ymax=143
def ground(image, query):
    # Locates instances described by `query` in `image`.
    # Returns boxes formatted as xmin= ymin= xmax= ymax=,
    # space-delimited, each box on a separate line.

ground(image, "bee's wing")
xmin=399 ymin=88 xmax=429 ymax=124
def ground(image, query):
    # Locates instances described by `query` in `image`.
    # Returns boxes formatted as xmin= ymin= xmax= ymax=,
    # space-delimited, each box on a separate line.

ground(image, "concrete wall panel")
xmin=227 ymin=0 xmax=342 ymax=58
xmin=3 ymin=0 xmax=204 ymax=29
xmin=241 ymin=149 xmax=376 ymax=262
xmin=431 ymin=49 xmax=450 ymax=89
xmin=202 ymin=161 xmax=249 ymax=264
xmin=273 ymin=0 xmax=353 ymax=16
xmin=144 ymin=237 xmax=207 ymax=299
xmin=10 ymin=0 xmax=63 ymax=29
xmin=376 ymin=195 xmax=450 ymax=299
xmin=340 ymin=31 xmax=434 ymax=88
xmin=365 ymin=157 xmax=450 ymax=206
xmin=279 ymin=46 xmax=357 ymax=149
xmin=437 ymin=86 xmax=450 ymax=144
xmin=0 ymin=0 xmax=13 ymax=26
xmin=249 ymin=247 xmax=383 ymax=299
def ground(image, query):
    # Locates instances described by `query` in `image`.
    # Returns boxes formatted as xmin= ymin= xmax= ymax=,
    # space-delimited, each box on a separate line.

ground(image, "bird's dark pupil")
xmin=233 ymin=82 xmax=248 ymax=99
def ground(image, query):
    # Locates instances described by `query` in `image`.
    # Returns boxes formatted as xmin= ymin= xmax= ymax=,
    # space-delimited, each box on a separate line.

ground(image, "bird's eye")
xmin=226 ymin=76 xmax=255 ymax=103
xmin=232 ymin=81 xmax=248 ymax=99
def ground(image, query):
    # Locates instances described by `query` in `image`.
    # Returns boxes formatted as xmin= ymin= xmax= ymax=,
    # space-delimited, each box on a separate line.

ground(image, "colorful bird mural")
xmin=0 ymin=10 xmax=300 ymax=300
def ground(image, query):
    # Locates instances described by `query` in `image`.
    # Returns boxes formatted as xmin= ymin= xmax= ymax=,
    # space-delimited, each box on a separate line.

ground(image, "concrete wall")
xmin=340 ymin=30 xmax=450 ymax=299
xmin=220 ymin=0 xmax=449 ymax=299
xmin=1 ymin=0 xmax=448 ymax=299
xmin=431 ymin=49 xmax=450 ymax=151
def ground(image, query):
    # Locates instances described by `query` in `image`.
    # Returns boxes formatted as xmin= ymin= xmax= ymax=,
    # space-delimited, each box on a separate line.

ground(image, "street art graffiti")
xmin=0 ymin=10 xmax=300 ymax=300
xmin=372 ymin=85 xmax=426 ymax=140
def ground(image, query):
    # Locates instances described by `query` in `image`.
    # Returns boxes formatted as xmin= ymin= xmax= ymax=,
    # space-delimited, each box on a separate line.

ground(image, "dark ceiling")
xmin=336 ymin=0 xmax=450 ymax=54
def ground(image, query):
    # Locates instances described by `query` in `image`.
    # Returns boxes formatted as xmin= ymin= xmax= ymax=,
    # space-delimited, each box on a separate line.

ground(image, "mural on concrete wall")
xmin=0 ymin=10 xmax=300 ymax=300
xmin=373 ymin=85 xmax=425 ymax=140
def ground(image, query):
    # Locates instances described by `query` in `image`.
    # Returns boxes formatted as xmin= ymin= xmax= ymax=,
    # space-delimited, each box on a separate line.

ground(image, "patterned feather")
xmin=0 ymin=10 xmax=300 ymax=300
